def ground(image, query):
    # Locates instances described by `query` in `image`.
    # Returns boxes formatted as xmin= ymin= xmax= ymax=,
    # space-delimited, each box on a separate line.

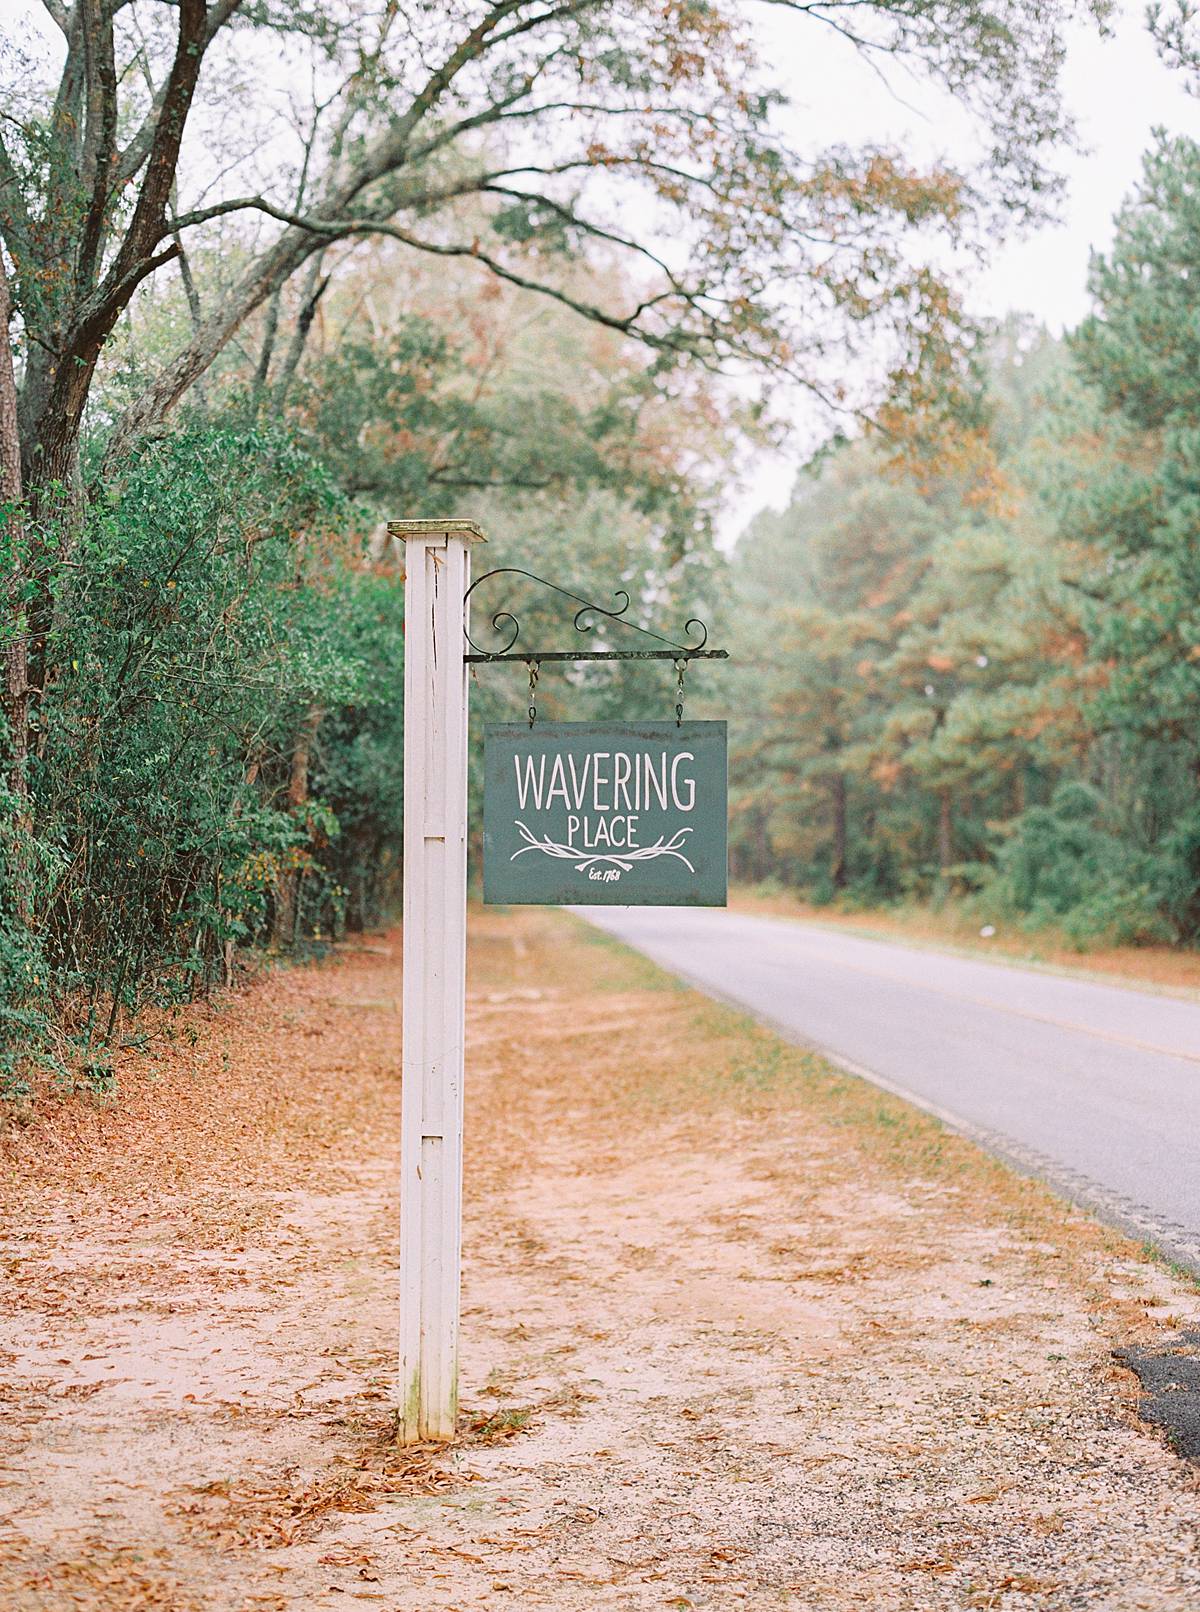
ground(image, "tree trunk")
xmin=274 ymin=257 xmax=330 ymax=405
xmin=831 ymin=773 xmax=848 ymax=891
xmin=19 ymin=0 xmax=208 ymax=495
xmin=755 ymin=806 xmax=770 ymax=883
xmin=273 ymin=705 xmax=324 ymax=948
xmin=251 ymin=282 xmax=282 ymax=406
xmin=937 ymin=788 xmax=953 ymax=878
xmin=1183 ymin=758 xmax=1200 ymax=942
xmin=1012 ymin=767 xmax=1026 ymax=816
xmin=0 ymin=254 xmax=28 ymax=805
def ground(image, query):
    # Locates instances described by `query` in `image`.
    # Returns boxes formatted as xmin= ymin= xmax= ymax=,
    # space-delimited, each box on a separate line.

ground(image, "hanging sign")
xmin=483 ymin=720 xmax=727 ymax=906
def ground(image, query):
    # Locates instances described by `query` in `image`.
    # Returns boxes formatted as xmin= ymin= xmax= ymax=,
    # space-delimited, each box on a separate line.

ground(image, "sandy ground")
xmin=2 ymin=908 xmax=1200 ymax=1611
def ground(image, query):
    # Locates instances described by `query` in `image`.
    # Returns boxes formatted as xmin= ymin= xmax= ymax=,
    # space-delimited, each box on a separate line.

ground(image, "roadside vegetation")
xmin=728 ymin=135 xmax=1200 ymax=949
xmin=3 ymin=0 xmax=1200 ymax=1099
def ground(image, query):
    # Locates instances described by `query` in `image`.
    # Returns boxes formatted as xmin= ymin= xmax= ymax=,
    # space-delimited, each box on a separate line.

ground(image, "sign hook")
xmin=674 ymin=657 xmax=687 ymax=728
xmin=526 ymin=659 xmax=539 ymax=727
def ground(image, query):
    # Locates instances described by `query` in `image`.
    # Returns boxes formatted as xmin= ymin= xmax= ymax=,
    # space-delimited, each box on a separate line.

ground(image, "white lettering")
xmin=518 ymin=744 xmax=695 ymax=831
xmin=592 ymin=752 xmax=611 ymax=811
xmin=546 ymin=753 xmax=571 ymax=809
xmin=514 ymin=753 xmax=546 ymax=810
xmin=671 ymin=752 xmax=696 ymax=811
xmin=567 ymin=752 xmax=592 ymax=810
xmin=644 ymin=752 xmax=668 ymax=810
xmin=614 ymin=751 xmax=633 ymax=812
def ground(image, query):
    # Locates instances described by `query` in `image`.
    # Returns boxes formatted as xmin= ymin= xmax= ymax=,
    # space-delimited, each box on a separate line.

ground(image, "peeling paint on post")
xmin=391 ymin=518 xmax=485 ymax=1443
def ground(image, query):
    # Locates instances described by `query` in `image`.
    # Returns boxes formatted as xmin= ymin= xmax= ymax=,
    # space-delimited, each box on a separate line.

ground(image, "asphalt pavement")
xmin=574 ymin=905 xmax=1200 ymax=1274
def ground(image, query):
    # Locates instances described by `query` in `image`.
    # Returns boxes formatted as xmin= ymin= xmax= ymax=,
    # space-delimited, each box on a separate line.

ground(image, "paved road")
xmin=575 ymin=906 xmax=1200 ymax=1273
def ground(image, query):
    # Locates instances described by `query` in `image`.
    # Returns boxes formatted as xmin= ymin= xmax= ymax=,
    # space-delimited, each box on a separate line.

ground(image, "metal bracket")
xmin=462 ymin=567 xmax=728 ymax=664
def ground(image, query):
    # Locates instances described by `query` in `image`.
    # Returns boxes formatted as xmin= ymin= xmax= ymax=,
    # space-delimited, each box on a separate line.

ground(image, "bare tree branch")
xmin=479 ymin=184 xmax=688 ymax=291
xmin=339 ymin=0 xmax=590 ymax=209
xmin=0 ymin=133 xmax=35 ymax=276
xmin=274 ymin=256 xmax=329 ymax=405
xmin=37 ymin=0 xmax=70 ymax=33
xmin=161 ymin=193 xmax=703 ymax=342
xmin=114 ymin=0 xmax=244 ymax=188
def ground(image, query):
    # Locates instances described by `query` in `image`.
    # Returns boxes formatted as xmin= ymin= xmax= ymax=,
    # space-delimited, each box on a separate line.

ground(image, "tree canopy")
xmin=10 ymin=0 xmax=1200 ymax=1100
xmin=2 ymin=0 xmax=1112 ymax=498
xmin=724 ymin=134 xmax=1200 ymax=942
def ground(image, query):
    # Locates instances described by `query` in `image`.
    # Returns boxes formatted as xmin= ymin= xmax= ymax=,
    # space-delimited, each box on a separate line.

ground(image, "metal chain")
xmin=674 ymin=657 xmax=687 ymax=727
xmin=526 ymin=659 xmax=540 ymax=727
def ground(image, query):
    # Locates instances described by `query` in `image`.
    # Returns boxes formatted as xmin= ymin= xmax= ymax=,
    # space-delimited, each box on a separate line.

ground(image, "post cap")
xmin=388 ymin=519 xmax=487 ymax=543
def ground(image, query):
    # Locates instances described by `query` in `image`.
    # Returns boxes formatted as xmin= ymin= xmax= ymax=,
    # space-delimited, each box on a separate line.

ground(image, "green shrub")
xmin=982 ymin=782 xmax=1171 ymax=946
xmin=1 ymin=423 xmax=400 ymax=1090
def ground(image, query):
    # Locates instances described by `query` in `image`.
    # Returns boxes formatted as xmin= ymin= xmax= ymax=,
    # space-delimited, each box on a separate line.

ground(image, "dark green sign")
xmin=483 ymin=721 xmax=727 ymax=906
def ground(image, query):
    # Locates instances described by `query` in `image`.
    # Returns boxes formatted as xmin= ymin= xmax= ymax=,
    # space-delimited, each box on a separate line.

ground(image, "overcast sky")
xmin=971 ymin=8 xmax=1199 ymax=330
xmin=741 ymin=0 xmax=1200 ymax=523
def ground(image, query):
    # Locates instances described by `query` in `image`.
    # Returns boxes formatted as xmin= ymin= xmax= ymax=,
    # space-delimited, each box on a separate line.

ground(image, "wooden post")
xmin=390 ymin=518 xmax=486 ymax=1443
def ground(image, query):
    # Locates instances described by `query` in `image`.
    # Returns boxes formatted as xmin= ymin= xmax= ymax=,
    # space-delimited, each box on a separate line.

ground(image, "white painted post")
xmin=390 ymin=517 xmax=486 ymax=1443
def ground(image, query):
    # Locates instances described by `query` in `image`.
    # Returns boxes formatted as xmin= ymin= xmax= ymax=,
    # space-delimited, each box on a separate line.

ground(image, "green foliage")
xmin=10 ymin=26 xmax=1200 ymax=1112
xmin=982 ymin=783 xmax=1172 ymax=946
xmin=1 ymin=262 xmax=723 ymax=1096
xmin=295 ymin=307 xmax=711 ymax=542
xmin=1070 ymin=133 xmax=1200 ymax=753
xmin=306 ymin=568 xmax=408 ymax=931
xmin=0 ymin=424 xmax=388 ymax=1081
xmin=726 ymin=291 xmax=1200 ymax=943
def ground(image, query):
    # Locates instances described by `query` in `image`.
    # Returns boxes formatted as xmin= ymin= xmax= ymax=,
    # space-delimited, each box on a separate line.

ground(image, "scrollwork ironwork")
xmin=462 ymin=567 xmax=721 ymax=662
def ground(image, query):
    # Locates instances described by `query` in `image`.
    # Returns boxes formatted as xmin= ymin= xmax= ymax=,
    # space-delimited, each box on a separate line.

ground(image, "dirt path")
xmin=2 ymin=910 xmax=1200 ymax=1610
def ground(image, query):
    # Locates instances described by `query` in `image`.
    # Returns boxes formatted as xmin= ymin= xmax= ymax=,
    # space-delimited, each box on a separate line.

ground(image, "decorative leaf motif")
xmin=509 ymin=820 xmax=695 ymax=874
